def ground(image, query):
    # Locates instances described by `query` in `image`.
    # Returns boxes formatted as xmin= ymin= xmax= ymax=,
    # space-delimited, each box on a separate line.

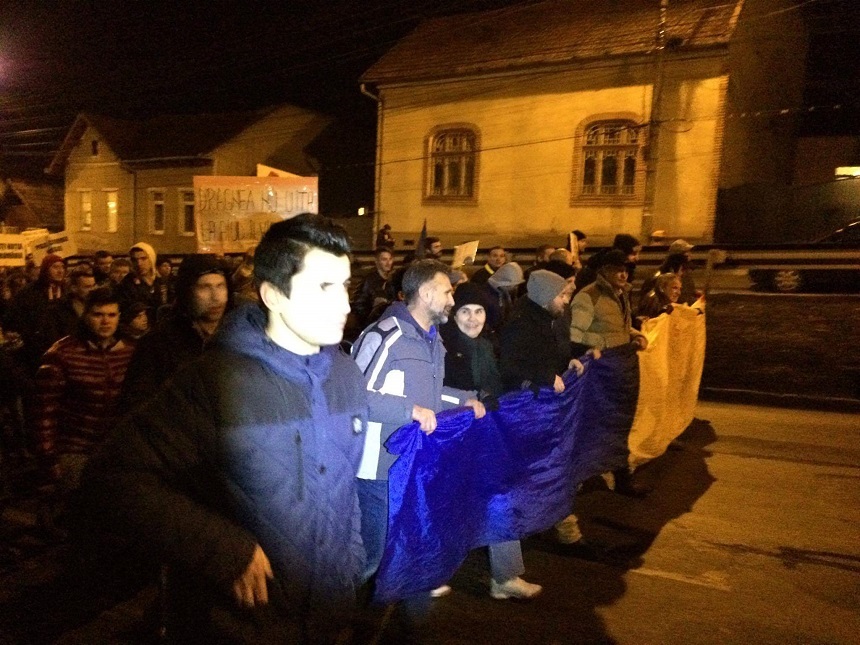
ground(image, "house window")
xmin=150 ymin=190 xmax=165 ymax=234
xmin=580 ymin=121 xmax=640 ymax=197
xmin=180 ymin=190 xmax=195 ymax=235
xmin=91 ymin=140 xmax=99 ymax=156
xmin=105 ymin=190 xmax=118 ymax=233
xmin=80 ymin=191 xmax=92 ymax=231
xmin=425 ymin=128 xmax=477 ymax=201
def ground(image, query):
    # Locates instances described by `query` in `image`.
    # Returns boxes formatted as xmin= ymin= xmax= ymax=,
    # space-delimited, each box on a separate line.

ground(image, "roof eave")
xmin=45 ymin=114 xmax=91 ymax=176
xmin=361 ymin=42 xmax=731 ymax=87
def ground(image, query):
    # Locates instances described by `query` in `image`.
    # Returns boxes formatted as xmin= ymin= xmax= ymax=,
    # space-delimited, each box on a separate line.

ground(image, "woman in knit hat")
xmin=438 ymin=281 xmax=543 ymax=600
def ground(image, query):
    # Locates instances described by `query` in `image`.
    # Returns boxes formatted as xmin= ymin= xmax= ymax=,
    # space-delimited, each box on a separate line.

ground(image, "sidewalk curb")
xmin=700 ymin=387 xmax=860 ymax=413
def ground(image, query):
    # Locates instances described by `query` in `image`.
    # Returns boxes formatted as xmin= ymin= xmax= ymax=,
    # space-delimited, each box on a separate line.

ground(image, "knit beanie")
xmin=38 ymin=254 xmax=65 ymax=283
xmin=487 ymin=262 xmax=524 ymax=288
xmin=527 ymin=270 xmax=568 ymax=308
xmin=453 ymin=282 xmax=491 ymax=312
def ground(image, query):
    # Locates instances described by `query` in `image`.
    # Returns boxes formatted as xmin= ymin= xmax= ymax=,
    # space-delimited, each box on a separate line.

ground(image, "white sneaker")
xmin=490 ymin=577 xmax=542 ymax=600
xmin=430 ymin=584 xmax=452 ymax=598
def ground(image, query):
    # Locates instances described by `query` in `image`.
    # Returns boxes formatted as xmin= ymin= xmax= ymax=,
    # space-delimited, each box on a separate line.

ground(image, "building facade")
xmin=48 ymin=105 xmax=330 ymax=255
xmin=360 ymin=0 xmax=807 ymax=249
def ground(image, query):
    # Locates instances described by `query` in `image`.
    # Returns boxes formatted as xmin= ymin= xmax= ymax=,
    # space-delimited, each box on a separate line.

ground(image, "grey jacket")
xmin=569 ymin=274 xmax=645 ymax=350
xmin=352 ymin=301 xmax=475 ymax=480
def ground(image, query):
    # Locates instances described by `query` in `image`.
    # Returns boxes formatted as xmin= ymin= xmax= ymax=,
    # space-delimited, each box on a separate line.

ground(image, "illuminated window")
xmin=150 ymin=190 xmax=165 ymax=234
xmin=105 ymin=190 xmax=118 ymax=233
xmin=580 ymin=121 xmax=640 ymax=197
xmin=80 ymin=191 xmax=92 ymax=231
xmin=179 ymin=190 xmax=195 ymax=235
xmin=425 ymin=127 xmax=478 ymax=202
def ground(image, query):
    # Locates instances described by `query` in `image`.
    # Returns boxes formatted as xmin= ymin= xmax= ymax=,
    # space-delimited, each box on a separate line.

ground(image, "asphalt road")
xmin=2 ymin=401 xmax=856 ymax=644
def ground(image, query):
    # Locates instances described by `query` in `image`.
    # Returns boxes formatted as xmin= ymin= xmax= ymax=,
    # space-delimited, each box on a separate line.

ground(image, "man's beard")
xmin=430 ymin=308 xmax=450 ymax=327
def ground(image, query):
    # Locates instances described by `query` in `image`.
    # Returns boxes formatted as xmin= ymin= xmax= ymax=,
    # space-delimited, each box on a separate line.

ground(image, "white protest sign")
xmin=0 ymin=234 xmax=27 ymax=267
xmin=194 ymin=176 xmax=319 ymax=254
xmin=451 ymin=240 xmax=479 ymax=268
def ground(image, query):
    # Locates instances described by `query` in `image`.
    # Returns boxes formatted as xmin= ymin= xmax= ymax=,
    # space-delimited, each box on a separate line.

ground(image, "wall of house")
xmin=793 ymin=136 xmax=860 ymax=186
xmin=130 ymin=166 xmax=212 ymax=255
xmin=719 ymin=0 xmax=808 ymax=190
xmin=64 ymin=125 xmax=135 ymax=254
xmin=375 ymin=53 xmax=727 ymax=249
xmin=211 ymin=105 xmax=331 ymax=177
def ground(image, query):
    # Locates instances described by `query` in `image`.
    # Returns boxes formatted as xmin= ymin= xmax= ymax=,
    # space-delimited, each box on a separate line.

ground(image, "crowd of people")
xmin=0 ymin=217 xmax=701 ymax=643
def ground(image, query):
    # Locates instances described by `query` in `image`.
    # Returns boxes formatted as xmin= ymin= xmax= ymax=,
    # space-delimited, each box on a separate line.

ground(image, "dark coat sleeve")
xmin=499 ymin=318 xmax=558 ymax=391
xmin=83 ymin=366 xmax=258 ymax=592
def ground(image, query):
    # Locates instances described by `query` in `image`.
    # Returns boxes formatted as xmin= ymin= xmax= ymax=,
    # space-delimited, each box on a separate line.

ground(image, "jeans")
xmin=357 ymin=478 xmax=389 ymax=583
xmin=488 ymin=540 xmax=525 ymax=583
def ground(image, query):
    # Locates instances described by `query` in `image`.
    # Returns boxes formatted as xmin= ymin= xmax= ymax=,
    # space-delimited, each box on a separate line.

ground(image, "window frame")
xmin=104 ymin=189 xmax=118 ymax=233
xmin=79 ymin=190 xmax=92 ymax=231
xmin=423 ymin=124 xmax=480 ymax=205
xmin=149 ymin=188 xmax=166 ymax=235
xmin=571 ymin=114 xmax=645 ymax=206
xmin=178 ymin=189 xmax=196 ymax=236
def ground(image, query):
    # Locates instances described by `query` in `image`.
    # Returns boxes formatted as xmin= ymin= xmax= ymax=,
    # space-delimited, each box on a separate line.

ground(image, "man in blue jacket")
xmin=352 ymin=260 xmax=486 ymax=596
xmin=83 ymin=214 xmax=367 ymax=644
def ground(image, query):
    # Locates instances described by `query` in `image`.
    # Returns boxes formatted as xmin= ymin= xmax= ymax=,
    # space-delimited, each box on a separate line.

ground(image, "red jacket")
xmin=33 ymin=334 xmax=136 ymax=467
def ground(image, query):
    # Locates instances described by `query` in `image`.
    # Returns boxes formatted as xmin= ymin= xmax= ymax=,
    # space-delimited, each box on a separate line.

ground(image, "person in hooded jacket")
xmin=118 ymin=254 xmax=230 ymax=413
xmin=116 ymin=242 xmax=168 ymax=326
xmin=3 ymin=254 xmax=68 ymax=375
xmin=82 ymin=214 xmax=368 ymax=644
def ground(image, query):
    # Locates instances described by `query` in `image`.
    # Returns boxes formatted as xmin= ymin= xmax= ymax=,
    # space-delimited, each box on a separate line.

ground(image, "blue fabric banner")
xmin=375 ymin=344 xmax=639 ymax=603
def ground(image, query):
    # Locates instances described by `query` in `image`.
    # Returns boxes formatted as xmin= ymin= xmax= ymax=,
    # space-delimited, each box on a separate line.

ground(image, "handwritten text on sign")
xmin=194 ymin=176 xmax=319 ymax=254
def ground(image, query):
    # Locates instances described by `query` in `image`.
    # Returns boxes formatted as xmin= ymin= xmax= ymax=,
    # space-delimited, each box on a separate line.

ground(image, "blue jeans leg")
xmin=488 ymin=540 xmax=525 ymax=583
xmin=357 ymin=478 xmax=389 ymax=583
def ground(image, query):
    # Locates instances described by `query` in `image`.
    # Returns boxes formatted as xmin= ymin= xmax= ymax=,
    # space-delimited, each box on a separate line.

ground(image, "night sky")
xmin=1 ymin=0 xmax=858 ymax=176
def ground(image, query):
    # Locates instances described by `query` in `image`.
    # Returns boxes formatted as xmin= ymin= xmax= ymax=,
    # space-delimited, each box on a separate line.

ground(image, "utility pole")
xmin=640 ymin=0 xmax=669 ymax=240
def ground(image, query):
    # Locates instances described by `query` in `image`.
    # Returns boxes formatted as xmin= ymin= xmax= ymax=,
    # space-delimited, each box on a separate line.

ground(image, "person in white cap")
xmin=667 ymin=239 xmax=698 ymax=304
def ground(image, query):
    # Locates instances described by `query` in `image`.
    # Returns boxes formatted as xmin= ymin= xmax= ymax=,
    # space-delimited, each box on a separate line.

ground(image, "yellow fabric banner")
xmin=628 ymin=301 xmax=706 ymax=468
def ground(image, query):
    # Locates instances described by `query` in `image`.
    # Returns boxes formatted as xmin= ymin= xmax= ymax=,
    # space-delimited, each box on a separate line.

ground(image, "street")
xmin=1 ymin=401 xmax=858 ymax=644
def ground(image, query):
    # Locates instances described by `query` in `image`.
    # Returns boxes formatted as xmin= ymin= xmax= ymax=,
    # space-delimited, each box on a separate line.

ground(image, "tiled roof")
xmin=47 ymin=108 xmax=277 ymax=174
xmin=6 ymin=179 xmax=64 ymax=230
xmin=362 ymin=0 xmax=743 ymax=84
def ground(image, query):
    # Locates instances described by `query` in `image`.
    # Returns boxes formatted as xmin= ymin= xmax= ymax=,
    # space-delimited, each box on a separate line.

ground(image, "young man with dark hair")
xmin=470 ymin=246 xmax=507 ymax=284
xmin=84 ymin=214 xmax=369 ymax=643
xmin=351 ymin=247 xmax=396 ymax=329
xmin=119 ymin=254 xmax=230 ymax=412
xmin=116 ymin=242 xmax=167 ymax=325
xmin=33 ymin=287 xmax=135 ymax=492
xmin=423 ymin=236 xmax=443 ymax=259
xmin=33 ymin=265 xmax=98 ymax=354
xmin=92 ymin=250 xmax=114 ymax=287
xmin=108 ymin=258 xmax=131 ymax=287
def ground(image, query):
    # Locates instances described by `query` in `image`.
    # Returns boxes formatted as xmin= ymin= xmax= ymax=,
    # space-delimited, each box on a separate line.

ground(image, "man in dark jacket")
xmin=470 ymin=246 xmax=507 ymax=284
xmin=116 ymin=242 xmax=167 ymax=326
xmin=4 ymin=253 xmax=67 ymax=375
xmin=500 ymin=270 xmax=577 ymax=394
xmin=351 ymin=247 xmax=396 ymax=328
xmin=83 ymin=214 xmax=368 ymax=643
xmin=119 ymin=254 xmax=230 ymax=413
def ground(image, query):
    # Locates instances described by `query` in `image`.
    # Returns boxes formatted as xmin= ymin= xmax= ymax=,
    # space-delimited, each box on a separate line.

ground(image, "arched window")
xmin=425 ymin=127 xmax=478 ymax=202
xmin=580 ymin=121 xmax=640 ymax=197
